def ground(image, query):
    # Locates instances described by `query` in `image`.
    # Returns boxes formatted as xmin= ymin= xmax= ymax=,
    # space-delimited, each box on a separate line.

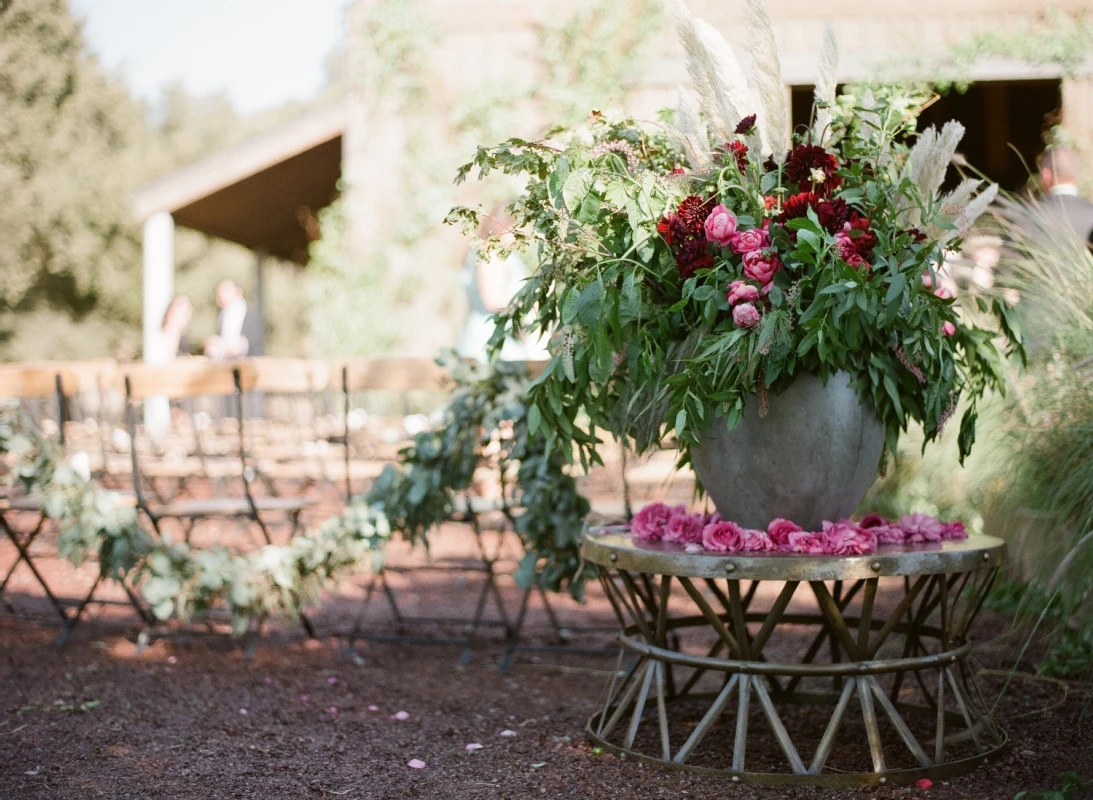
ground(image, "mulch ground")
xmin=1 ymin=479 xmax=1091 ymax=799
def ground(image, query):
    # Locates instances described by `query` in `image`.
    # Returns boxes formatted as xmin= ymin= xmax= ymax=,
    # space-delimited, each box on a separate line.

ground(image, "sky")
xmin=71 ymin=0 xmax=351 ymax=114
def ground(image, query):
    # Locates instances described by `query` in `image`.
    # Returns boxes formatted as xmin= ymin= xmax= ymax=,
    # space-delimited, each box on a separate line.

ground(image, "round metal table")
xmin=582 ymin=528 xmax=1008 ymax=788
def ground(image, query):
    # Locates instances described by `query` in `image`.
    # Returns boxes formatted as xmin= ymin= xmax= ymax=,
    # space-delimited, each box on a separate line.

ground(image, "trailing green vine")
xmin=366 ymin=356 xmax=593 ymax=600
xmin=0 ymin=402 xmax=390 ymax=634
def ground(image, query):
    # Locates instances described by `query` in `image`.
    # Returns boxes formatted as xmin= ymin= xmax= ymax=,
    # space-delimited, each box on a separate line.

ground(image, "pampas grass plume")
xmin=744 ymin=0 xmax=789 ymax=161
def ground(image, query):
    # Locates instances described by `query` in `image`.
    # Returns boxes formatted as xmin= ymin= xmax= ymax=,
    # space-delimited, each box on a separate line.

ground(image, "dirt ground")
xmin=1 ymin=490 xmax=1091 ymax=799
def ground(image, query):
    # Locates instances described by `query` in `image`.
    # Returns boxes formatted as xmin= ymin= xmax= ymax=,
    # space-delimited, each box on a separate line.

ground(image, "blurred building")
xmin=135 ymin=0 xmax=1091 ymax=358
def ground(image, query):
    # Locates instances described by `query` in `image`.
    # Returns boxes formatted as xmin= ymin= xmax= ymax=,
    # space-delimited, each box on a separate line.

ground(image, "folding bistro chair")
xmin=123 ymin=362 xmax=314 ymax=546
xmin=0 ymin=364 xmax=148 ymax=644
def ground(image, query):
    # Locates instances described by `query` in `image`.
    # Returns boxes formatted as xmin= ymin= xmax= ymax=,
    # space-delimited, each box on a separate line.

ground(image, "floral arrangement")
xmin=448 ymin=0 xmax=1022 ymax=472
xmin=629 ymin=502 xmax=967 ymax=556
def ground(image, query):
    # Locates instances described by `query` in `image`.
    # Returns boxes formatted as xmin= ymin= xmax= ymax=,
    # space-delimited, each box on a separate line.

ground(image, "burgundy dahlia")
xmin=717 ymin=141 xmax=749 ymax=172
xmin=778 ymin=191 xmax=820 ymax=224
xmin=735 ymin=114 xmax=757 ymax=135
xmin=784 ymin=143 xmax=841 ymax=194
xmin=676 ymin=195 xmax=713 ymax=235
xmin=815 ymin=197 xmax=850 ymax=233
xmin=675 ymin=239 xmax=714 ymax=278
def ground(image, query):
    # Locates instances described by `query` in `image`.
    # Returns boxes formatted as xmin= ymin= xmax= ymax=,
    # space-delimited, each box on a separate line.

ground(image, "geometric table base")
xmin=583 ymin=532 xmax=1008 ymax=787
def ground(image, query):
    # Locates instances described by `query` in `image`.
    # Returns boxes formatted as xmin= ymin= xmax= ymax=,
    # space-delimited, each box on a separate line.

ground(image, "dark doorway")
xmin=790 ymin=79 xmax=1062 ymax=191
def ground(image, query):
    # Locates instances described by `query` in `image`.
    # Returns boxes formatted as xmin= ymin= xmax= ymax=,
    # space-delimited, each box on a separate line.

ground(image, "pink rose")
xmin=664 ymin=508 xmax=705 ymax=544
xmin=941 ymin=520 xmax=968 ymax=540
xmin=921 ymin=272 xmax=934 ymax=289
xmin=742 ymin=249 xmax=782 ymax=284
xmin=732 ymin=302 xmax=761 ymax=329
xmin=702 ymin=520 xmax=746 ymax=552
xmin=822 ymin=520 xmax=877 ymax=555
xmin=704 ymin=205 xmax=738 ymax=246
xmin=897 ymin=513 xmax=944 ymax=544
xmin=630 ymin=502 xmax=673 ymax=541
xmin=729 ymin=227 xmax=769 ymax=254
xmin=786 ymin=530 xmax=828 ymax=555
xmin=726 ymin=280 xmax=760 ymax=307
xmin=767 ymin=518 xmax=802 ymax=548
xmin=941 ymin=321 xmax=956 ymax=337
xmin=834 ymin=231 xmax=856 ymax=260
xmin=741 ymin=529 xmax=777 ymax=552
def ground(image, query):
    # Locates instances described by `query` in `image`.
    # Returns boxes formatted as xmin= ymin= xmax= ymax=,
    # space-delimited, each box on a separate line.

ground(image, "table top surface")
xmin=582 ymin=528 xmax=1006 ymax=581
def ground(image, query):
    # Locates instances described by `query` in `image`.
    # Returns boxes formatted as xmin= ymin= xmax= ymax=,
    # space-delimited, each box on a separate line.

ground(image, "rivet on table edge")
xmin=870 ymin=561 xmax=881 ymax=571
xmin=609 ymin=553 xmax=618 ymax=562
xmin=879 ymin=777 xmax=887 ymax=785
xmin=724 ymin=562 xmax=736 ymax=573
xmin=983 ymin=552 xmax=990 ymax=561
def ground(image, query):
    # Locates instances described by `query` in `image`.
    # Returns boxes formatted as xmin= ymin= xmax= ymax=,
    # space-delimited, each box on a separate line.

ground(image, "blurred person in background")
xmin=1027 ymin=147 xmax=1093 ymax=245
xmin=456 ymin=208 xmax=547 ymax=363
xmin=204 ymin=280 xmax=249 ymax=360
xmin=158 ymin=294 xmax=193 ymax=361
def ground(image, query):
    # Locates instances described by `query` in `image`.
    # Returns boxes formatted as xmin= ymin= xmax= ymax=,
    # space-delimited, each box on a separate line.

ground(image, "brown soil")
xmin=1 ymin=485 xmax=1091 ymax=799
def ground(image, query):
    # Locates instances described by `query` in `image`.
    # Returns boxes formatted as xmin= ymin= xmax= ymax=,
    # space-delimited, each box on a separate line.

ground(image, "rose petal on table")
xmin=915 ymin=778 xmax=933 ymax=789
xmin=465 ymin=743 xmax=483 ymax=752
xmin=391 ymin=710 xmax=410 ymax=721
xmin=407 ymin=759 xmax=426 ymax=769
xmin=499 ymin=729 xmax=517 ymax=737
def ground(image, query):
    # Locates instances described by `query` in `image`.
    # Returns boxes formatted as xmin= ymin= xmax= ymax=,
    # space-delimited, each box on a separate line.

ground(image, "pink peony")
xmin=702 ymin=520 xmax=746 ymax=552
xmin=941 ymin=520 xmax=968 ymax=540
xmin=665 ymin=508 xmax=706 ymax=545
xmin=786 ymin=530 xmax=829 ymax=555
xmin=898 ymin=513 xmax=944 ymax=544
xmin=740 ymin=529 xmax=777 ymax=552
xmin=941 ymin=321 xmax=956 ymax=337
xmin=834 ymin=231 xmax=856 ymax=260
xmin=726 ymin=280 xmax=760 ymax=307
xmin=729 ymin=226 xmax=769 ymax=254
xmin=822 ymin=520 xmax=877 ymax=555
xmin=704 ymin=205 xmax=738 ymax=246
xmin=742 ymin=249 xmax=782 ymax=284
xmin=733 ymin=302 xmax=761 ymax=329
xmin=845 ymin=252 xmax=868 ymax=271
xmin=767 ymin=518 xmax=803 ymax=547
xmin=631 ymin=502 xmax=675 ymax=541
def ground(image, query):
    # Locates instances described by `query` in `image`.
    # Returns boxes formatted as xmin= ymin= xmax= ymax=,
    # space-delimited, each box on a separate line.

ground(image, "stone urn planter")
xmin=689 ymin=371 xmax=885 ymax=531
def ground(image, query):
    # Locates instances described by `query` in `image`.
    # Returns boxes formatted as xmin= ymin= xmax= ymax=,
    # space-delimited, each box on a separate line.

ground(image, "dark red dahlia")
xmin=676 ymin=195 xmax=712 ymax=235
xmin=717 ymin=141 xmax=749 ymax=172
xmin=778 ymin=191 xmax=819 ymax=224
xmin=675 ymin=239 xmax=714 ymax=278
xmin=734 ymin=114 xmax=757 ymax=135
xmin=656 ymin=213 xmax=678 ymax=245
xmin=815 ymin=197 xmax=850 ymax=233
xmin=908 ymin=227 xmax=928 ymax=243
xmin=784 ymin=143 xmax=841 ymax=195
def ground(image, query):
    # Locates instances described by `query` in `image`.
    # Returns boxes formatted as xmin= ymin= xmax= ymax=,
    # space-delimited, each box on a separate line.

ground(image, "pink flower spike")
xmin=465 ymin=743 xmax=484 ymax=752
xmin=368 ymin=705 xmax=379 ymax=712
xmin=407 ymin=759 xmax=426 ymax=769
xmin=328 ymin=706 xmax=338 ymax=715
xmin=915 ymin=778 xmax=933 ymax=788
xmin=392 ymin=710 xmax=410 ymax=721
xmin=327 ymin=676 xmax=338 ymax=685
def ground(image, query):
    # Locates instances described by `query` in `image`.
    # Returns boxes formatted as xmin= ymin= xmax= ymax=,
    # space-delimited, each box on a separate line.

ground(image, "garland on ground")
xmin=366 ymin=356 xmax=594 ymax=600
xmin=0 ymin=402 xmax=390 ymax=634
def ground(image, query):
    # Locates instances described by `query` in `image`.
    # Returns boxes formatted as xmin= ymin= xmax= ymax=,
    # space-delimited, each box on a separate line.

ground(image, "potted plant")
xmin=447 ymin=0 xmax=1021 ymax=529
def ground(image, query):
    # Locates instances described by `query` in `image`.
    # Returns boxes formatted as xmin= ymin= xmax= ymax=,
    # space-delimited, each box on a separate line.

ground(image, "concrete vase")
xmin=689 ymin=371 xmax=885 ymax=531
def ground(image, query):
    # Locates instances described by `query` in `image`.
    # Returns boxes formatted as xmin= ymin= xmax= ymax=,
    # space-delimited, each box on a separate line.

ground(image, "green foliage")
xmin=366 ymin=356 xmax=593 ymax=599
xmin=0 ymin=401 xmax=390 ymax=632
xmin=449 ymin=97 xmax=1017 ymax=475
xmin=1014 ymin=772 xmax=1090 ymax=800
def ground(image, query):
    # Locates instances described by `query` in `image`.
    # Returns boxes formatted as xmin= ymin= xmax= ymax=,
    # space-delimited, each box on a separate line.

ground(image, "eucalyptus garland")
xmin=366 ymin=356 xmax=594 ymax=600
xmin=0 ymin=402 xmax=391 ymax=634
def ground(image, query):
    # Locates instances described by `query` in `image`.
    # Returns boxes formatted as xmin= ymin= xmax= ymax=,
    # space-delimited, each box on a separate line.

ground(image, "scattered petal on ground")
xmin=328 ymin=706 xmax=338 ymax=715
xmin=238 ymin=709 xmax=248 ymax=715
xmin=915 ymin=778 xmax=933 ymax=789
xmin=327 ymin=676 xmax=338 ymax=685
xmin=465 ymin=743 xmax=483 ymax=752
xmin=368 ymin=705 xmax=379 ymax=712
xmin=499 ymin=729 xmax=517 ymax=737
xmin=299 ymin=695 xmax=309 ymax=702
xmin=263 ymin=677 xmax=272 ymax=685
xmin=407 ymin=759 xmax=426 ymax=769
xmin=391 ymin=710 xmax=410 ymax=721
xmin=167 ymin=656 xmax=177 ymax=665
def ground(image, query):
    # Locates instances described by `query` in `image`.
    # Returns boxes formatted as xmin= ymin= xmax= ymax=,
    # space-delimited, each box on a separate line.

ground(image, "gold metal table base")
xmin=583 ymin=532 xmax=1008 ymax=787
